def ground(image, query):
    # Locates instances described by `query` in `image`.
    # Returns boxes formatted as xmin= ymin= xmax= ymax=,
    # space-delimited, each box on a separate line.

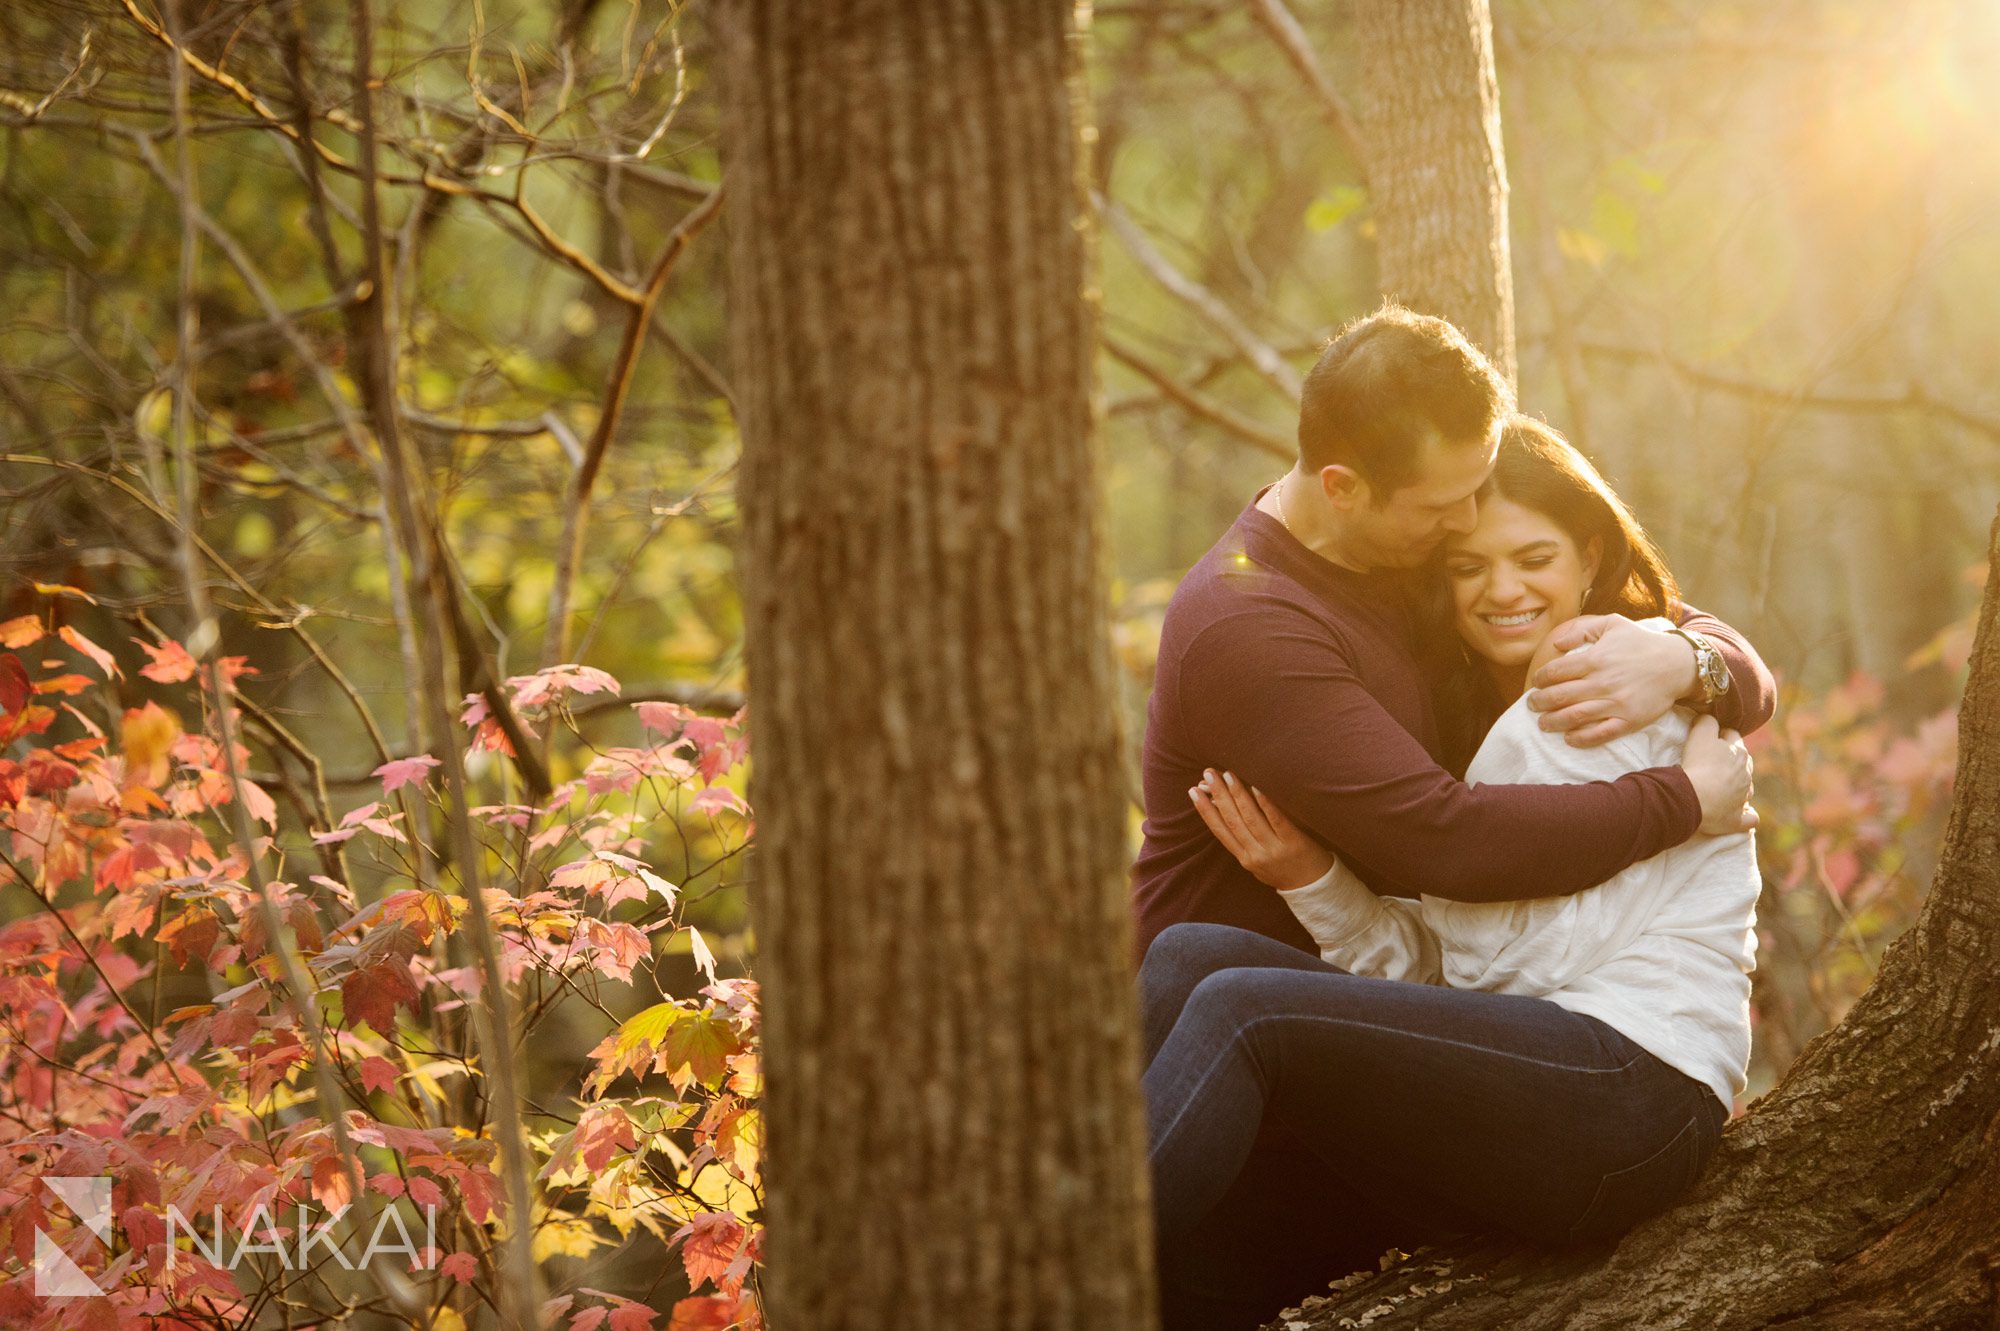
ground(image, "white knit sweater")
xmin=1277 ymin=661 xmax=1758 ymax=1110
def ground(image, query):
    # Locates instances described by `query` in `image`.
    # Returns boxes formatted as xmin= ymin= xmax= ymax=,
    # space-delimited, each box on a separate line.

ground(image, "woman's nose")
xmin=1486 ymin=567 xmax=1524 ymax=605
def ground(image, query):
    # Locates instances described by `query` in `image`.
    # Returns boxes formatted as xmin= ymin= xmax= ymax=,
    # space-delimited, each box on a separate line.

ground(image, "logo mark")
xmin=35 ymin=1176 xmax=113 ymax=1297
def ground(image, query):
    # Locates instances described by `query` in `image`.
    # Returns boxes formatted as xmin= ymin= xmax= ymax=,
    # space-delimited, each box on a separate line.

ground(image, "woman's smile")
xmin=1480 ymin=607 xmax=1546 ymax=632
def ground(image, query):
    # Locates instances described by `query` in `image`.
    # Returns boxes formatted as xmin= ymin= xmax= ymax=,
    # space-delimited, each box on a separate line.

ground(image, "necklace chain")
xmin=1273 ymin=477 xmax=1297 ymax=538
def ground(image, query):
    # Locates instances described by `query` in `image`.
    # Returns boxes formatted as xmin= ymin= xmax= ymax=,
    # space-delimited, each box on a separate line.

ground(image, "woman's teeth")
xmin=1482 ymin=609 xmax=1542 ymax=626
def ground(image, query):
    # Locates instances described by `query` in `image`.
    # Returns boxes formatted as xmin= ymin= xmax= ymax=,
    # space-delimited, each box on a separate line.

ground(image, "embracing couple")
xmin=1129 ymin=305 xmax=1771 ymax=1329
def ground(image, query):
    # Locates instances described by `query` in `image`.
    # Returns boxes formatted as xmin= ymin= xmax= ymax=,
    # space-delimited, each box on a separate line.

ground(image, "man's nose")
xmin=1440 ymin=494 xmax=1478 ymax=535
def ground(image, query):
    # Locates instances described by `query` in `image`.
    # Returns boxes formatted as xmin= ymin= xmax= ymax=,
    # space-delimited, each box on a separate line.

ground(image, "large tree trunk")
xmin=718 ymin=5 xmax=1157 ymax=1328
xmin=1280 ymin=508 xmax=2000 ymax=1328
xmin=1348 ymin=0 xmax=1516 ymax=381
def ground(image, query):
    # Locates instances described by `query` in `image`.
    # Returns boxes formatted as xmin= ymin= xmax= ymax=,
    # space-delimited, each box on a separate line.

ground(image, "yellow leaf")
xmin=528 ymin=1212 xmax=603 ymax=1262
xmin=32 ymin=581 xmax=98 ymax=604
xmin=121 ymin=702 xmax=182 ymax=788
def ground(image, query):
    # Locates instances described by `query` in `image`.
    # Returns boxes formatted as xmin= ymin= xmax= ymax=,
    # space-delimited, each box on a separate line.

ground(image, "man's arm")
xmin=1176 ymin=612 xmax=1700 ymax=904
xmin=1527 ymin=605 xmax=1776 ymax=746
xmin=1675 ymin=604 xmax=1776 ymax=735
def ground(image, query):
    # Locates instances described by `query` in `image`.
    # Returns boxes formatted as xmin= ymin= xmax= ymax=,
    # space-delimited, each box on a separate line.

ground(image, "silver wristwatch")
xmin=1668 ymin=626 xmax=1731 ymax=709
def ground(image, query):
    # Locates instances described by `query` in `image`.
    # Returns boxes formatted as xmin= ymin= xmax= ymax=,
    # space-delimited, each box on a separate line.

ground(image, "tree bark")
xmin=718 ymin=5 xmax=1157 ymax=1328
xmin=1347 ymin=0 xmax=1516 ymax=382
xmin=1278 ymin=507 xmax=2000 ymax=1329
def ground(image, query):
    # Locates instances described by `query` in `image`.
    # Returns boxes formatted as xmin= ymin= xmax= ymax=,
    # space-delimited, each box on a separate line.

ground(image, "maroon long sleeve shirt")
xmin=1130 ymin=497 xmax=1777 ymax=960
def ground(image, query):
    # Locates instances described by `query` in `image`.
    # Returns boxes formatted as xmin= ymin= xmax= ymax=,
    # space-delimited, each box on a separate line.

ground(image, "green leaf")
xmin=615 ymin=1001 xmax=680 ymax=1055
xmin=1305 ymin=185 xmax=1369 ymax=233
xmin=660 ymin=1012 xmax=742 ymax=1090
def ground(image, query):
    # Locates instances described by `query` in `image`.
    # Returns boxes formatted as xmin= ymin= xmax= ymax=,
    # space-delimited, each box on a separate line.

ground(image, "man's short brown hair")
xmin=1297 ymin=303 xmax=1513 ymax=495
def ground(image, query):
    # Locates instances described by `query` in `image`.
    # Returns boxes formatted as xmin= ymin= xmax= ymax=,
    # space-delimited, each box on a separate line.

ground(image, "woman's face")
xmin=1445 ymin=496 xmax=1600 ymax=670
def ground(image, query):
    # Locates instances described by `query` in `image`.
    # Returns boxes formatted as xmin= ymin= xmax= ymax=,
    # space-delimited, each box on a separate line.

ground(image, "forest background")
xmin=0 ymin=0 xmax=1995 ymax=1326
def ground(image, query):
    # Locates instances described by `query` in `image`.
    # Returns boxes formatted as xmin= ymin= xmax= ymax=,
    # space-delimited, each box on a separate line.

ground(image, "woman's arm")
xmin=1191 ymin=772 xmax=1444 ymax=984
xmin=1279 ymin=862 xmax=1445 ymax=985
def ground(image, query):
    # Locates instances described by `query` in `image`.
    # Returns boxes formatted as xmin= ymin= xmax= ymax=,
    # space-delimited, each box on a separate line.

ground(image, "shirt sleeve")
xmin=1176 ymin=609 xmax=1701 ymax=904
xmin=1674 ymin=603 xmax=1776 ymax=736
xmin=1279 ymin=859 xmax=1445 ymax=984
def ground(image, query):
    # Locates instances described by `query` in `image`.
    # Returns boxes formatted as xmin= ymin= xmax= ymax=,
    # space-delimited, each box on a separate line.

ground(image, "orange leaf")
xmin=59 ymin=625 xmax=119 ymax=678
xmin=0 ymin=615 xmax=42 ymax=648
xmin=135 ymin=638 xmax=198 ymax=684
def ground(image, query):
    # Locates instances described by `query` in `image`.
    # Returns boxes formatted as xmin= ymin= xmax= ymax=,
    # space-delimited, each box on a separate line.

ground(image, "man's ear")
xmin=1317 ymin=465 xmax=1367 ymax=511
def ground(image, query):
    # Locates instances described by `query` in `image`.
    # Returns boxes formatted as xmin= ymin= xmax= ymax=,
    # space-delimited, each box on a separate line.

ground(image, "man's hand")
xmin=1680 ymin=715 xmax=1758 ymax=834
xmin=1526 ymin=614 xmax=1701 ymax=747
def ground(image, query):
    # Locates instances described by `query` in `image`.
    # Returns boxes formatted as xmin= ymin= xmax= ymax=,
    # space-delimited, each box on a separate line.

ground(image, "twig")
xmin=542 ymin=182 xmax=725 ymax=669
xmin=1103 ymin=335 xmax=1294 ymax=458
xmin=1245 ymin=0 xmax=1366 ymax=168
xmin=1096 ymin=192 xmax=1303 ymax=401
xmin=1564 ymin=338 xmax=2000 ymax=445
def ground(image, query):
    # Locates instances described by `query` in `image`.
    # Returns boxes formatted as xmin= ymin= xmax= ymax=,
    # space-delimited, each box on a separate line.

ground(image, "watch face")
xmin=1703 ymin=650 xmax=1729 ymax=693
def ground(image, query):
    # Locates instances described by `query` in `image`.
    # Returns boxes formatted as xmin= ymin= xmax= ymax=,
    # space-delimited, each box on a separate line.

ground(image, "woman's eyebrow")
xmin=1509 ymin=539 xmax=1559 ymax=557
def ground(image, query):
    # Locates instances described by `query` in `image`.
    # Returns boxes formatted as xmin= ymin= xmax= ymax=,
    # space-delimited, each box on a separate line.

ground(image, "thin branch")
xmin=542 ymin=182 xmax=726 ymax=669
xmin=1565 ymin=338 xmax=2000 ymax=446
xmin=1097 ymin=192 xmax=1303 ymax=401
xmin=1104 ymin=335 xmax=1294 ymax=459
xmin=1245 ymin=0 xmax=1366 ymax=168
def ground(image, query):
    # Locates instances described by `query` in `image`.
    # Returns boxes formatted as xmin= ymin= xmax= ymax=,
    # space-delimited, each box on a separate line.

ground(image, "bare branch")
xmin=1245 ymin=0 xmax=1367 ymax=168
xmin=1565 ymin=338 xmax=2000 ymax=446
xmin=542 ymin=182 xmax=726 ymax=669
xmin=1097 ymin=192 xmax=1303 ymax=401
xmin=1104 ymin=335 xmax=1294 ymax=458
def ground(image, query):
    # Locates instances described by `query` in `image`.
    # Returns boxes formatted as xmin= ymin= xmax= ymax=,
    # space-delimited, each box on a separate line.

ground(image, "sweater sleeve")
xmin=1674 ymin=603 xmax=1776 ymax=736
xmin=1278 ymin=860 xmax=1444 ymax=984
xmin=1177 ymin=610 xmax=1701 ymax=904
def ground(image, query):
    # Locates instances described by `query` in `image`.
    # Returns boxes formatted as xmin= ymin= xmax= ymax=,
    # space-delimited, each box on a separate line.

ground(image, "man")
xmin=1131 ymin=302 xmax=1771 ymax=961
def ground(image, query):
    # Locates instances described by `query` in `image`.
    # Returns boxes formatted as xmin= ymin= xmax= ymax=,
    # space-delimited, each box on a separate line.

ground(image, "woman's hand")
xmin=1189 ymin=770 xmax=1335 ymax=891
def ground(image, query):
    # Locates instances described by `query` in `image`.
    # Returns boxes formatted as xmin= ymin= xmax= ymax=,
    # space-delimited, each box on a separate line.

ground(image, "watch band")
xmin=1668 ymin=626 xmax=1730 ymax=708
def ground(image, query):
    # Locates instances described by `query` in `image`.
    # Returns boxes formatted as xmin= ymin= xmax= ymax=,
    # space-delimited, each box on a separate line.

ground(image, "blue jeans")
xmin=1141 ymin=923 xmax=1726 ymax=1329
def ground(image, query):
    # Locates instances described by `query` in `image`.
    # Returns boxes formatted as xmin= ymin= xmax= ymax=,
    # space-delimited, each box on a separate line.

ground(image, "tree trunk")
xmin=1348 ymin=0 xmax=1516 ymax=381
xmin=718 ymin=5 xmax=1157 ymax=1328
xmin=1279 ymin=508 xmax=2000 ymax=1329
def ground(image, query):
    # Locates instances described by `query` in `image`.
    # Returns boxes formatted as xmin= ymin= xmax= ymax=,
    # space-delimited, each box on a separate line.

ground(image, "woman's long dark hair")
xmin=1426 ymin=415 xmax=1683 ymax=774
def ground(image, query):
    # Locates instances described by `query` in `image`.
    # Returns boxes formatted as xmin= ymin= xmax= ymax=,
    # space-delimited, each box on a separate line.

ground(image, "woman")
xmin=1140 ymin=417 xmax=1759 ymax=1327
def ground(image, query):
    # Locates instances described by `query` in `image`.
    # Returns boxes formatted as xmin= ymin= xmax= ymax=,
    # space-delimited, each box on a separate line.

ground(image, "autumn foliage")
xmin=0 ymin=595 xmax=761 ymax=1329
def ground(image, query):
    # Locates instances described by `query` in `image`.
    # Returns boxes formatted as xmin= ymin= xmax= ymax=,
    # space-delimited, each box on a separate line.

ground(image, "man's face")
xmin=1341 ymin=432 xmax=1499 ymax=570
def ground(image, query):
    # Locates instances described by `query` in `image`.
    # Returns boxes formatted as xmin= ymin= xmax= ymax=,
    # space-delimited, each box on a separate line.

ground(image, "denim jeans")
xmin=1141 ymin=923 xmax=1727 ymax=1330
